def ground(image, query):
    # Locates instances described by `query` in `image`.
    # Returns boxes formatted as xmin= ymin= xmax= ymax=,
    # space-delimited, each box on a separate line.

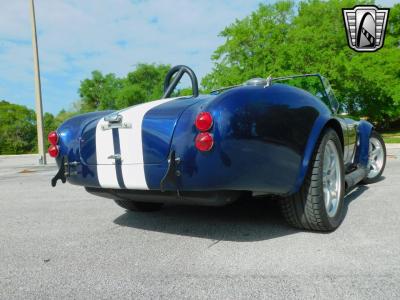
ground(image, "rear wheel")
xmin=114 ymin=199 xmax=164 ymax=212
xmin=279 ymin=128 xmax=345 ymax=231
xmin=361 ymin=131 xmax=386 ymax=184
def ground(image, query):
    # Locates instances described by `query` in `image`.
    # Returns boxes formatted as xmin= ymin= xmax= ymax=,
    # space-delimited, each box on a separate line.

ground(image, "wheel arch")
xmin=291 ymin=116 xmax=344 ymax=194
xmin=325 ymin=119 xmax=344 ymax=153
xmin=354 ymin=120 xmax=373 ymax=167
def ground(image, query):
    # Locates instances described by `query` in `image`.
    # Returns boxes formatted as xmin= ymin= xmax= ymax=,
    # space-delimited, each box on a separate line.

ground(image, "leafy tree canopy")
xmin=0 ymin=100 xmax=37 ymax=154
xmin=79 ymin=63 xmax=171 ymax=111
xmin=2 ymin=2 xmax=400 ymax=154
xmin=202 ymin=0 xmax=400 ymax=126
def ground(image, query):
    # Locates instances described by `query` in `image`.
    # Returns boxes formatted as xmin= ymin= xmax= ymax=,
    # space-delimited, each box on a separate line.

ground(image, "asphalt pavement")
xmin=0 ymin=148 xmax=399 ymax=299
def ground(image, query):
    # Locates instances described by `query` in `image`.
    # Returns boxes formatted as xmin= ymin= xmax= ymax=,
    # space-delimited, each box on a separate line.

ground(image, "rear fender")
xmin=57 ymin=111 xmax=114 ymax=165
xmin=353 ymin=120 xmax=373 ymax=167
xmin=173 ymin=85 xmax=332 ymax=194
xmin=291 ymin=114 xmax=332 ymax=194
xmin=292 ymin=117 xmax=371 ymax=194
xmin=55 ymin=110 xmax=114 ymax=187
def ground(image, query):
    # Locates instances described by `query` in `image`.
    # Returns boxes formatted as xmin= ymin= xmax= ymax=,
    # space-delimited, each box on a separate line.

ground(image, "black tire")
xmin=114 ymin=199 xmax=164 ymax=212
xmin=361 ymin=131 xmax=386 ymax=184
xmin=279 ymin=128 xmax=345 ymax=231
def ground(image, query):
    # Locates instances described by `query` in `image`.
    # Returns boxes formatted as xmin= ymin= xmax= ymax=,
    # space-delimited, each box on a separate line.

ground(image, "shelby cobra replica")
xmin=49 ymin=65 xmax=386 ymax=231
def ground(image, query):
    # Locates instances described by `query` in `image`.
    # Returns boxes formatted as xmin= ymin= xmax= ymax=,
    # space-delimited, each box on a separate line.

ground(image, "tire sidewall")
xmin=318 ymin=129 xmax=345 ymax=229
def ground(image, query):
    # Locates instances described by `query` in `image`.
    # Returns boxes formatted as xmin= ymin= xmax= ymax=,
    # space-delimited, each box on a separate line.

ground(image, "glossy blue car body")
xmin=53 ymin=78 xmax=373 ymax=203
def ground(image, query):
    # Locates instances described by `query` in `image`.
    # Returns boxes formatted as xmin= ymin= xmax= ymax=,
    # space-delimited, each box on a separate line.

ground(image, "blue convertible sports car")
xmin=49 ymin=65 xmax=386 ymax=231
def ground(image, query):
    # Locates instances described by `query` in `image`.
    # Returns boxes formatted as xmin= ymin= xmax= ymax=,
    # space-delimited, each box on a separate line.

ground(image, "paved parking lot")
xmin=1 ymin=148 xmax=399 ymax=299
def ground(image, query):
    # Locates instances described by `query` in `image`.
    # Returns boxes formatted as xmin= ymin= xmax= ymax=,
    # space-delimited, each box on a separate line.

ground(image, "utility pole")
xmin=29 ymin=0 xmax=46 ymax=164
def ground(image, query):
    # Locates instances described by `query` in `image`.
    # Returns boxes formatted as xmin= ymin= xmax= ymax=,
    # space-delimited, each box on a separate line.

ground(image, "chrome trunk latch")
xmin=107 ymin=154 xmax=122 ymax=162
xmin=102 ymin=113 xmax=131 ymax=130
xmin=104 ymin=113 xmax=122 ymax=123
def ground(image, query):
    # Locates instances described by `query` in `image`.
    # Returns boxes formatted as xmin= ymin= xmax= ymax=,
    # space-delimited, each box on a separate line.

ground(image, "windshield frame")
xmin=271 ymin=74 xmax=339 ymax=113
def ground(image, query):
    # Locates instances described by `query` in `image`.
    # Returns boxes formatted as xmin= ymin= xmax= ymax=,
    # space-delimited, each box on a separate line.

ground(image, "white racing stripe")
xmin=95 ymin=98 xmax=178 ymax=189
xmin=95 ymin=121 xmax=120 ymax=188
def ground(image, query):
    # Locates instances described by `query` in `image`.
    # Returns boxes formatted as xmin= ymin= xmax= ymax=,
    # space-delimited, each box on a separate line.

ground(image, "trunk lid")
xmin=80 ymin=97 xmax=201 ymax=165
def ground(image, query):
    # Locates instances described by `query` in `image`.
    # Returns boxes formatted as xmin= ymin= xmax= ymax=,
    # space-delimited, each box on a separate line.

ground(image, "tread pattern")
xmin=279 ymin=129 xmax=343 ymax=231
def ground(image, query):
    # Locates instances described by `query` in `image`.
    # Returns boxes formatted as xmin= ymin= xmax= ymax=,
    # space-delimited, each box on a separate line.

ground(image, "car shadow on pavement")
xmin=345 ymin=184 xmax=369 ymax=203
xmin=343 ymin=184 xmax=369 ymax=217
xmin=113 ymin=184 xmax=371 ymax=242
xmin=113 ymin=197 xmax=300 ymax=242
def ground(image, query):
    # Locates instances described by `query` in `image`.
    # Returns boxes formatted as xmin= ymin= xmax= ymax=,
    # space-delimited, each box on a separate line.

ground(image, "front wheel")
xmin=279 ymin=128 xmax=345 ymax=231
xmin=361 ymin=131 xmax=386 ymax=184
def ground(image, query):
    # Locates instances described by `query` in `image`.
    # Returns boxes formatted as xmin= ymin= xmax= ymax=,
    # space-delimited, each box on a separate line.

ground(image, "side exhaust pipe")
xmin=345 ymin=166 xmax=368 ymax=191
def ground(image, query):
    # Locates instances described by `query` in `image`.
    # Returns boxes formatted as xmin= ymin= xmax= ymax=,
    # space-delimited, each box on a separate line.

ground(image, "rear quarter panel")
xmin=354 ymin=120 xmax=373 ymax=167
xmin=171 ymin=84 xmax=333 ymax=195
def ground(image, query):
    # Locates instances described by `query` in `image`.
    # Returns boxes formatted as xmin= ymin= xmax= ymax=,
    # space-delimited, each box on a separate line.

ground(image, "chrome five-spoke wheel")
xmin=367 ymin=137 xmax=385 ymax=179
xmin=361 ymin=131 xmax=386 ymax=184
xmin=323 ymin=140 xmax=342 ymax=217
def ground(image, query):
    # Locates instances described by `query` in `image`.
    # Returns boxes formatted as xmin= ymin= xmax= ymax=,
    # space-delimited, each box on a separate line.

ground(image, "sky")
xmin=0 ymin=0 xmax=398 ymax=114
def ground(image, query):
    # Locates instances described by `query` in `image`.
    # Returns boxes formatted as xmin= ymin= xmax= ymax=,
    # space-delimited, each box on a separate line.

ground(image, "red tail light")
xmin=195 ymin=132 xmax=214 ymax=152
xmin=48 ymin=145 xmax=59 ymax=158
xmin=195 ymin=112 xmax=213 ymax=132
xmin=48 ymin=131 xmax=59 ymax=145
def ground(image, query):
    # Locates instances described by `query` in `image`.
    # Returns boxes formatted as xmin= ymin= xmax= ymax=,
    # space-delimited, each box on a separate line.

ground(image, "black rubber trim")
xmin=160 ymin=150 xmax=177 ymax=192
xmin=86 ymin=187 xmax=243 ymax=207
xmin=51 ymin=156 xmax=67 ymax=187
xmin=112 ymin=128 xmax=126 ymax=189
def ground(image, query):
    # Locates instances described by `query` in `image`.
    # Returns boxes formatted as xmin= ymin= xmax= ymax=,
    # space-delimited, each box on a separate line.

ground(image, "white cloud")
xmin=0 ymin=0 xmax=265 ymax=113
xmin=1 ymin=0 xmax=395 ymax=114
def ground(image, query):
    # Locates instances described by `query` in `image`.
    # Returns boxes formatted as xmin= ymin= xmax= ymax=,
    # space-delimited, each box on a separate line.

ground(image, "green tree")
xmin=79 ymin=71 xmax=122 ymax=112
xmin=125 ymin=63 xmax=170 ymax=100
xmin=115 ymin=63 xmax=170 ymax=108
xmin=43 ymin=112 xmax=58 ymax=136
xmin=115 ymin=84 xmax=147 ymax=108
xmin=0 ymin=100 xmax=37 ymax=154
xmin=202 ymin=0 xmax=400 ymax=126
xmin=78 ymin=63 xmax=171 ymax=111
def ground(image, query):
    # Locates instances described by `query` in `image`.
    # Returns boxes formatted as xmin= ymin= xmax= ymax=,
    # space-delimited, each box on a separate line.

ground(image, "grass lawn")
xmin=379 ymin=130 xmax=400 ymax=144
